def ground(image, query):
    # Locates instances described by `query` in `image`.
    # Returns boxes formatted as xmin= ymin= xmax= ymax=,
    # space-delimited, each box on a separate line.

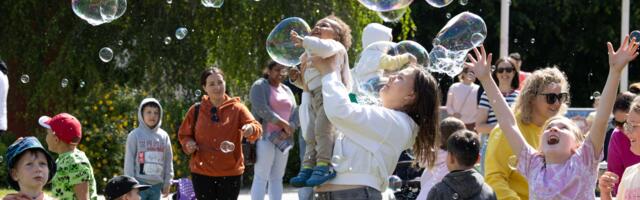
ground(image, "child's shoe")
xmin=305 ymin=165 xmax=336 ymax=186
xmin=290 ymin=168 xmax=313 ymax=187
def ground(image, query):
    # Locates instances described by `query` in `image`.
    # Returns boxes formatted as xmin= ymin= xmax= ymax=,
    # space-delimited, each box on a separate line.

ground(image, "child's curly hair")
xmin=324 ymin=14 xmax=352 ymax=49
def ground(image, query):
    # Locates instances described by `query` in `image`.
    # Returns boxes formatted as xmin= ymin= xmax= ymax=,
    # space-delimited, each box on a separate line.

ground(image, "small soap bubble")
xmin=99 ymin=47 xmax=114 ymax=63
xmin=175 ymin=27 xmax=188 ymax=40
xmin=20 ymin=74 xmax=30 ymax=84
xmin=61 ymin=78 xmax=69 ymax=88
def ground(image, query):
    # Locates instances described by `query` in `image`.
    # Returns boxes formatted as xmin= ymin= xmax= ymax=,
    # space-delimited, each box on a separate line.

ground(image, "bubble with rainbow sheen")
xmin=357 ymin=0 xmax=413 ymax=12
xmin=72 ymin=0 xmax=126 ymax=26
xmin=266 ymin=17 xmax=311 ymax=67
xmin=377 ymin=7 xmax=407 ymax=23
xmin=426 ymin=0 xmax=454 ymax=8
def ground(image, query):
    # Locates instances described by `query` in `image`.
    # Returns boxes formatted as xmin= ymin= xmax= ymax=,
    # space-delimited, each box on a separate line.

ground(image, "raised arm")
xmin=589 ymin=36 xmax=639 ymax=155
xmin=466 ymin=46 xmax=528 ymax=156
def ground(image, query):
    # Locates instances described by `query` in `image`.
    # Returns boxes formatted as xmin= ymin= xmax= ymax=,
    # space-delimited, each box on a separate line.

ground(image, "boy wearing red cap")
xmin=39 ymin=113 xmax=98 ymax=200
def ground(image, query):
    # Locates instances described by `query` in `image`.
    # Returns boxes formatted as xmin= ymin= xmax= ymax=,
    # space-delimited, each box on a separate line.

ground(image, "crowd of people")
xmin=3 ymin=15 xmax=640 ymax=200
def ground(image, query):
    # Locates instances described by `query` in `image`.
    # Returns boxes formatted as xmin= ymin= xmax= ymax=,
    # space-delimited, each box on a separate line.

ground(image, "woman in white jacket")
xmin=310 ymin=56 xmax=440 ymax=200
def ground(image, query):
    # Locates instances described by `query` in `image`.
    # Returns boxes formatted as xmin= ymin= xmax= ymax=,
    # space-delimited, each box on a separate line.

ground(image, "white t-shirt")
xmin=618 ymin=163 xmax=640 ymax=199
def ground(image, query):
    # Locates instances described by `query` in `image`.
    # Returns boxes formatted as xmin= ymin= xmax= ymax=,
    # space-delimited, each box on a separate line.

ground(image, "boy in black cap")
xmin=105 ymin=175 xmax=151 ymax=200
xmin=4 ymin=137 xmax=56 ymax=200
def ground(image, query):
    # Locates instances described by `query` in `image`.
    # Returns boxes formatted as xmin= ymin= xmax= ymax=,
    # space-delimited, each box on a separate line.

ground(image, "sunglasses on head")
xmin=539 ymin=92 xmax=569 ymax=104
xmin=210 ymin=107 xmax=219 ymax=122
xmin=496 ymin=67 xmax=514 ymax=73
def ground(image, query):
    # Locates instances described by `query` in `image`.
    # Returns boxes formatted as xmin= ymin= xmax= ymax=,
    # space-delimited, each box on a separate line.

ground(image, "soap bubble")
xmin=331 ymin=155 xmax=343 ymax=168
xmin=61 ymin=78 xmax=69 ymax=88
xmin=79 ymin=80 xmax=86 ymax=88
xmin=376 ymin=7 xmax=407 ymax=23
xmin=446 ymin=12 xmax=451 ymax=19
xmin=175 ymin=27 xmax=188 ymax=40
xmin=167 ymin=0 xmax=172 ymax=4
xmin=430 ymin=12 xmax=487 ymax=77
xmin=434 ymin=12 xmax=487 ymax=51
xmin=507 ymin=155 xmax=518 ymax=170
xmin=388 ymin=175 xmax=402 ymax=191
xmin=426 ymin=0 xmax=454 ymax=8
xmin=99 ymin=47 xmax=114 ymax=63
xmin=630 ymin=30 xmax=640 ymax=42
xmin=459 ymin=0 xmax=468 ymax=6
xmin=266 ymin=17 xmax=311 ymax=66
xmin=201 ymin=0 xmax=223 ymax=8
xmin=357 ymin=0 xmax=413 ymax=12
xmin=72 ymin=0 xmax=127 ymax=26
xmin=20 ymin=74 xmax=30 ymax=84
xmin=351 ymin=40 xmax=429 ymax=105
xmin=164 ymin=37 xmax=172 ymax=45
xmin=220 ymin=141 xmax=235 ymax=153
xmin=195 ymin=89 xmax=202 ymax=97
xmin=530 ymin=38 xmax=536 ymax=44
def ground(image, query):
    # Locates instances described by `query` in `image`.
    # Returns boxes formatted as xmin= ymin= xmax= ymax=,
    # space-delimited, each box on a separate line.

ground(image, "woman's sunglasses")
xmin=539 ymin=92 xmax=569 ymax=104
xmin=496 ymin=67 xmax=514 ymax=73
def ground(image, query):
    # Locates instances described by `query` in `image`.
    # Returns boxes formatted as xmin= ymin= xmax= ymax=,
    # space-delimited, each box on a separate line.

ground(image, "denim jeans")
xmin=250 ymin=138 xmax=289 ymax=200
xmin=316 ymin=187 xmax=382 ymax=200
xmin=138 ymin=181 xmax=162 ymax=200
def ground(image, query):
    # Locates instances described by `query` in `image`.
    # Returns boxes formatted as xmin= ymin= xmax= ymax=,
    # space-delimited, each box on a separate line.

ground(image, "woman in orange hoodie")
xmin=178 ymin=66 xmax=262 ymax=200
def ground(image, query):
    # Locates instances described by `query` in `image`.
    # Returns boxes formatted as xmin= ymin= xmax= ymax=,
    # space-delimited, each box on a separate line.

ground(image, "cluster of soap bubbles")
xmin=430 ymin=11 xmax=487 ymax=77
xmin=351 ymin=40 xmax=429 ymax=105
xmin=266 ymin=17 xmax=311 ymax=67
xmin=220 ymin=140 xmax=235 ymax=153
xmin=202 ymin=0 xmax=223 ymax=8
xmin=72 ymin=0 xmax=127 ymax=26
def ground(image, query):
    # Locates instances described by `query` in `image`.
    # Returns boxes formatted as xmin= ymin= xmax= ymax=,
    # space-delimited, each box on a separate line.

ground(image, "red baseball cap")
xmin=38 ymin=113 xmax=82 ymax=145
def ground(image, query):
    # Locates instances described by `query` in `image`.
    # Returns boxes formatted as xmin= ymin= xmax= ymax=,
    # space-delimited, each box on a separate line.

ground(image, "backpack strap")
xmin=192 ymin=102 xmax=201 ymax=135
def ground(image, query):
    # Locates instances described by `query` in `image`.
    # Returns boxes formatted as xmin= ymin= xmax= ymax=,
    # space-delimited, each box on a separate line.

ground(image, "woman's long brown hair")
xmin=405 ymin=68 xmax=440 ymax=169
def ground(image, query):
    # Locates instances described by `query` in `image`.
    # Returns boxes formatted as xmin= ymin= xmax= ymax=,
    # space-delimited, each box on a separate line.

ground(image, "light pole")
xmin=621 ymin=0 xmax=630 ymax=92
xmin=500 ymin=0 xmax=510 ymax=58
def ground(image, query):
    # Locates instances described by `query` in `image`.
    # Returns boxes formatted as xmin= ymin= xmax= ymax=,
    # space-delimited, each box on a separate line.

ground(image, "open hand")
xmin=464 ymin=45 xmax=493 ymax=82
xmin=608 ymin=35 xmax=639 ymax=73
xmin=162 ymin=185 xmax=171 ymax=197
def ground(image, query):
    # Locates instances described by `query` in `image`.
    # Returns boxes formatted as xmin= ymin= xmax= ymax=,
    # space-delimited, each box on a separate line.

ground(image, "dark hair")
xmin=200 ymin=66 xmax=225 ymax=87
xmin=508 ymin=52 xmax=522 ymax=61
xmin=613 ymin=92 xmax=637 ymax=113
xmin=262 ymin=60 xmax=282 ymax=79
xmin=492 ymin=57 xmax=520 ymax=90
xmin=439 ymin=117 xmax=466 ymax=150
xmin=324 ymin=14 xmax=352 ymax=49
xmin=447 ymin=130 xmax=480 ymax=167
xmin=141 ymin=102 xmax=160 ymax=111
xmin=406 ymin=67 xmax=440 ymax=168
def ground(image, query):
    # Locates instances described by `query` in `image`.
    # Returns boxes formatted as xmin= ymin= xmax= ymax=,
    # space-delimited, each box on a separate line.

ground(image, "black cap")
xmin=104 ymin=175 xmax=151 ymax=200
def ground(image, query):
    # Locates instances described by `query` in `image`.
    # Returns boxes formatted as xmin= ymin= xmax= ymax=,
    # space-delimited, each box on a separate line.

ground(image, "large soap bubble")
xmin=433 ymin=11 xmax=487 ymax=51
xmin=357 ymin=0 xmax=413 ymax=12
xmin=377 ymin=7 xmax=407 ymax=23
xmin=72 ymin=0 xmax=127 ymax=26
xmin=431 ymin=12 xmax=487 ymax=78
xmin=351 ymin=40 xmax=429 ymax=105
xmin=201 ymin=0 xmax=223 ymax=8
xmin=266 ymin=17 xmax=311 ymax=66
xmin=426 ymin=0 xmax=454 ymax=8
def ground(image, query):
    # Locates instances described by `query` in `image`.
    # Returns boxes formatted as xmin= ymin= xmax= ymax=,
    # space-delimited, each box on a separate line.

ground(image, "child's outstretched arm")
xmin=589 ymin=36 xmax=639 ymax=155
xmin=466 ymin=46 xmax=528 ymax=156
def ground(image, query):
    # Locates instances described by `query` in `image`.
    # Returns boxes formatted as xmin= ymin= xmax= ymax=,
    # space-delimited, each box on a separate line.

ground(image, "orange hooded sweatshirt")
xmin=178 ymin=95 xmax=262 ymax=177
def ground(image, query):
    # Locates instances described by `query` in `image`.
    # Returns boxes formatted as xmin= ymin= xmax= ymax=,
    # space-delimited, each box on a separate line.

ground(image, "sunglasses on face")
xmin=496 ymin=67 xmax=514 ymax=73
xmin=210 ymin=107 xmax=219 ymax=122
xmin=539 ymin=92 xmax=569 ymax=104
xmin=624 ymin=122 xmax=640 ymax=134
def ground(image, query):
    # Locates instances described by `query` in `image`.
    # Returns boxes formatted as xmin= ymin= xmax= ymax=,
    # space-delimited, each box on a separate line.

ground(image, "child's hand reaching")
xmin=290 ymin=31 xmax=304 ymax=48
xmin=241 ymin=124 xmax=255 ymax=137
xmin=608 ymin=35 xmax=639 ymax=73
xmin=464 ymin=45 xmax=493 ymax=82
